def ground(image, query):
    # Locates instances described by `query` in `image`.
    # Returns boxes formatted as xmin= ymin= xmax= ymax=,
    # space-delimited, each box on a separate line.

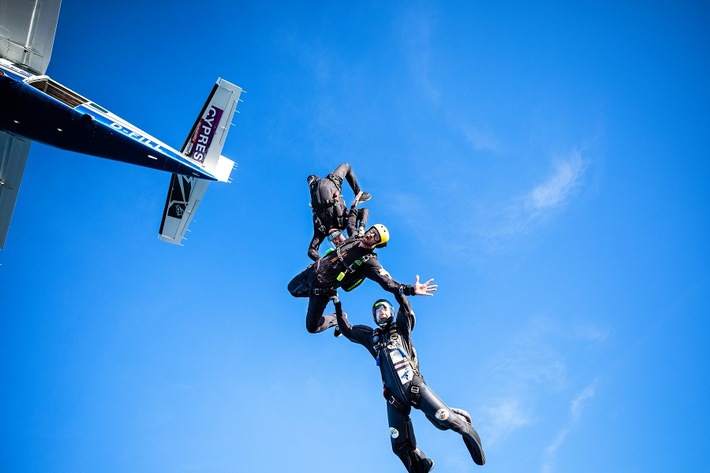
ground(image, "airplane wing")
xmin=0 ymin=131 xmax=31 ymax=249
xmin=0 ymin=0 xmax=62 ymax=74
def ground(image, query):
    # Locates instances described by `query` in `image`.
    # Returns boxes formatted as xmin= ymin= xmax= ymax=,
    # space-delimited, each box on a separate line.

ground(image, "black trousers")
xmin=288 ymin=266 xmax=338 ymax=334
xmin=329 ymin=162 xmax=363 ymax=196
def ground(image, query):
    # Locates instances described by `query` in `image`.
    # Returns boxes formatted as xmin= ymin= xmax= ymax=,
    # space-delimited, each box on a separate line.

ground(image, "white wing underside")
xmin=0 ymin=132 xmax=31 ymax=249
xmin=0 ymin=0 xmax=61 ymax=75
xmin=0 ymin=0 xmax=61 ymax=248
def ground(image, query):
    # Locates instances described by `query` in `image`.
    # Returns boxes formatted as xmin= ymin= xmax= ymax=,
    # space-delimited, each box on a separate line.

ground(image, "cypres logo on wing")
xmin=186 ymin=106 xmax=223 ymax=163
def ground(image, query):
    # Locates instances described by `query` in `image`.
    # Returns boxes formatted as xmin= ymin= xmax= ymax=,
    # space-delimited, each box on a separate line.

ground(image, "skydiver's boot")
xmin=451 ymin=408 xmax=485 ymax=466
xmin=462 ymin=426 xmax=485 ymax=465
xmin=359 ymin=191 xmax=372 ymax=202
xmin=419 ymin=457 xmax=435 ymax=472
xmin=308 ymin=314 xmax=339 ymax=334
xmin=407 ymin=449 xmax=434 ymax=473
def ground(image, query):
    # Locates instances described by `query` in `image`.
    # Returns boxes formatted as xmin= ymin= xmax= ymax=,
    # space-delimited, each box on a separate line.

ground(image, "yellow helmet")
xmin=368 ymin=223 xmax=389 ymax=247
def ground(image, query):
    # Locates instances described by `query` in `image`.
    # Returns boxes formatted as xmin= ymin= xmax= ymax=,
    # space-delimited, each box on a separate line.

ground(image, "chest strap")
xmin=336 ymin=252 xmax=375 ymax=282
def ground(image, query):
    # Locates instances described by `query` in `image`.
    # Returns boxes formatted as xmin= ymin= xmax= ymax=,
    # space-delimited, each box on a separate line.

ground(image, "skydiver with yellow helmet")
xmin=287 ymin=223 xmax=437 ymax=334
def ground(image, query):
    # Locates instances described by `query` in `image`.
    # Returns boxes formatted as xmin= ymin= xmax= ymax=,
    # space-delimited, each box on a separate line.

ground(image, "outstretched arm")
xmin=333 ymin=296 xmax=353 ymax=339
xmin=393 ymin=276 xmax=435 ymax=331
xmin=307 ymin=231 xmax=326 ymax=261
xmin=362 ymin=259 xmax=436 ymax=297
xmin=394 ymin=293 xmax=417 ymax=332
xmin=333 ymin=296 xmax=376 ymax=352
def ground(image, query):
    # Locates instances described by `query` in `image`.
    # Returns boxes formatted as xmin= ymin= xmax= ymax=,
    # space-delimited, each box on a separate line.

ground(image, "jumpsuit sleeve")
xmin=362 ymin=257 xmax=417 ymax=296
xmin=307 ymin=230 xmax=326 ymax=261
xmin=358 ymin=207 xmax=369 ymax=230
xmin=394 ymin=294 xmax=416 ymax=333
xmin=335 ymin=300 xmax=376 ymax=355
xmin=334 ymin=300 xmax=353 ymax=337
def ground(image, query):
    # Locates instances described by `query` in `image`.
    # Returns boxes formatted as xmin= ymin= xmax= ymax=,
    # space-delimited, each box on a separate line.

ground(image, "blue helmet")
xmin=372 ymin=299 xmax=395 ymax=327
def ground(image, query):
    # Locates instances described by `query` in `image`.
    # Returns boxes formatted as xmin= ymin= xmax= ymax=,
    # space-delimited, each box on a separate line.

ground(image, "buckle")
xmin=410 ymin=386 xmax=420 ymax=395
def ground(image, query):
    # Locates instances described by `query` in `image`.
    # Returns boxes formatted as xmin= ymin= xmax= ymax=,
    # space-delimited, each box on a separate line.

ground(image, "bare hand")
xmin=413 ymin=274 xmax=437 ymax=296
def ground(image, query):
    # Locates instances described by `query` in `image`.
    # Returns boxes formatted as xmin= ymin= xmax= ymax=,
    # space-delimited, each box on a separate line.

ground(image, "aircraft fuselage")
xmin=0 ymin=59 xmax=217 ymax=180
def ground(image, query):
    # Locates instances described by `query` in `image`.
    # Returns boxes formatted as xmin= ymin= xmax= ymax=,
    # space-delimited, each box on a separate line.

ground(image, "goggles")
xmin=327 ymin=230 xmax=344 ymax=242
xmin=365 ymin=227 xmax=381 ymax=243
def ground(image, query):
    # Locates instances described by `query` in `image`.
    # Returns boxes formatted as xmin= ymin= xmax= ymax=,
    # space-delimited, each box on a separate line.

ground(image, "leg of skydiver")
xmin=305 ymin=292 xmax=338 ymax=334
xmin=288 ymin=265 xmax=313 ymax=298
xmin=416 ymin=382 xmax=486 ymax=466
xmin=386 ymin=402 xmax=434 ymax=473
xmin=356 ymin=207 xmax=369 ymax=237
xmin=329 ymin=163 xmax=371 ymax=201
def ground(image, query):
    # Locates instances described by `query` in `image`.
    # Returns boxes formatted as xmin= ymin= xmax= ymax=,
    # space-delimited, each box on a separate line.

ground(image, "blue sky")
xmin=1 ymin=1 xmax=709 ymax=472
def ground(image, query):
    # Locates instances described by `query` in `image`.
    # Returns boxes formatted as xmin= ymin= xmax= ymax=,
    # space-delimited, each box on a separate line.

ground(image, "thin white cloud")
xmin=480 ymin=317 xmax=567 ymax=446
xmin=397 ymin=6 xmax=440 ymax=103
xmin=482 ymin=397 xmax=533 ymax=445
xmin=570 ymin=383 xmax=597 ymax=423
xmin=462 ymin=126 xmax=502 ymax=153
xmin=541 ymin=382 xmax=598 ymax=473
xmin=476 ymin=149 xmax=589 ymax=248
xmin=527 ymin=150 xmax=587 ymax=211
xmin=479 ymin=316 xmax=605 ymax=455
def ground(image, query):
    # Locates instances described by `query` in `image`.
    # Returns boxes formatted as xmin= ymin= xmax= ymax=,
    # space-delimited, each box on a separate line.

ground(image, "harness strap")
xmin=336 ymin=253 xmax=375 ymax=281
xmin=410 ymin=385 xmax=421 ymax=408
xmin=326 ymin=173 xmax=343 ymax=186
xmin=310 ymin=287 xmax=336 ymax=297
xmin=383 ymin=388 xmax=408 ymax=413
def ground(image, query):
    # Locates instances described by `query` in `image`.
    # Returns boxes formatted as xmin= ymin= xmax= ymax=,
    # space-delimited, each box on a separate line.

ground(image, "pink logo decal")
xmin=188 ymin=106 xmax=223 ymax=163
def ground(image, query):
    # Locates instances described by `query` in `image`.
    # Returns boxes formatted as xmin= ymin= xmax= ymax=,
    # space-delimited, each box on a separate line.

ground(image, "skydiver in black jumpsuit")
xmin=307 ymin=162 xmax=371 ymax=261
xmin=287 ymin=224 xmax=437 ymax=334
xmin=334 ymin=295 xmax=485 ymax=472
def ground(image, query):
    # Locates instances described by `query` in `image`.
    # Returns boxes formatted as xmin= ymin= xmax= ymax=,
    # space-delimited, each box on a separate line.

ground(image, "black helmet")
xmin=372 ymin=299 xmax=395 ymax=327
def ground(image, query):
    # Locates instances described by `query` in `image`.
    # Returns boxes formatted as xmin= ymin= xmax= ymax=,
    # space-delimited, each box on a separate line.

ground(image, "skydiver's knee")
xmin=333 ymin=162 xmax=351 ymax=176
xmin=428 ymin=408 xmax=460 ymax=431
xmin=305 ymin=320 xmax=319 ymax=333
xmin=390 ymin=429 xmax=412 ymax=454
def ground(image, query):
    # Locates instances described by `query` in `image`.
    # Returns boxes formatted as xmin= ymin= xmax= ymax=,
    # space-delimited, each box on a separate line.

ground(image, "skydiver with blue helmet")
xmin=287 ymin=223 xmax=437 ymax=334
xmin=334 ymin=294 xmax=486 ymax=472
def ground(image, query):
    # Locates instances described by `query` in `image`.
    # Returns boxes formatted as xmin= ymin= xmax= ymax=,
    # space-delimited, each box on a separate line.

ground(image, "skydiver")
xmin=286 ymin=228 xmax=348 ymax=300
xmin=307 ymin=162 xmax=372 ymax=261
xmin=334 ymin=294 xmax=486 ymax=472
xmin=287 ymin=224 xmax=437 ymax=334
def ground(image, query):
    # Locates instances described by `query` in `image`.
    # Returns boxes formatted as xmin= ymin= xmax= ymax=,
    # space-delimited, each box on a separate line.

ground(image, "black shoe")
xmin=463 ymin=427 xmax=485 ymax=466
xmin=358 ymin=191 xmax=372 ymax=202
xmin=421 ymin=457 xmax=435 ymax=472
xmin=333 ymin=328 xmax=342 ymax=338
